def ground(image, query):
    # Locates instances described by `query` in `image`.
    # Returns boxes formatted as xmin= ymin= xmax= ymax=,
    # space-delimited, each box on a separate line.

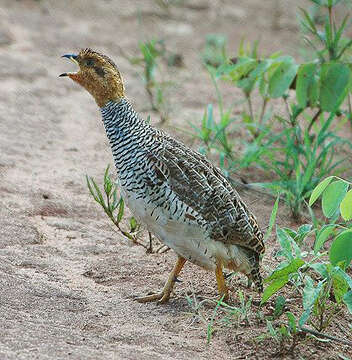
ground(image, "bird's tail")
xmin=246 ymin=251 xmax=263 ymax=293
xmin=249 ymin=263 xmax=263 ymax=293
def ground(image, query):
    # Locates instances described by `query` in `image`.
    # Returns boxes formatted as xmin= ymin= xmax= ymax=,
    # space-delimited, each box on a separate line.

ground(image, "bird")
xmin=60 ymin=48 xmax=265 ymax=303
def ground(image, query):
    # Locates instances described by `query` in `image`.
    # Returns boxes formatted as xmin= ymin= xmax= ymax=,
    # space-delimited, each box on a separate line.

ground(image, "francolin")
xmin=60 ymin=48 xmax=265 ymax=303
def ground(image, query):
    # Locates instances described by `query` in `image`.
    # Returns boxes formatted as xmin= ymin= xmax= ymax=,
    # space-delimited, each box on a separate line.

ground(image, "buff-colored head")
xmin=60 ymin=48 xmax=124 ymax=107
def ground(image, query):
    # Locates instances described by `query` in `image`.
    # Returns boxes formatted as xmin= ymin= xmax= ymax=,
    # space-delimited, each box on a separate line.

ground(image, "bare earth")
xmin=0 ymin=1 xmax=351 ymax=359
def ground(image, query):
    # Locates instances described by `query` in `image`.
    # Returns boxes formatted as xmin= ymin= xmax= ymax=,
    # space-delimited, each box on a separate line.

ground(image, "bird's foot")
xmin=135 ymin=256 xmax=186 ymax=304
xmin=135 ymin=290 xmax=170 ymax=304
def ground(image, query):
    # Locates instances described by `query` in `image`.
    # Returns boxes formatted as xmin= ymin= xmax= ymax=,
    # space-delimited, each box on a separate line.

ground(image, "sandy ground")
xmin=0 ymin=0 xmax=351 ymax=359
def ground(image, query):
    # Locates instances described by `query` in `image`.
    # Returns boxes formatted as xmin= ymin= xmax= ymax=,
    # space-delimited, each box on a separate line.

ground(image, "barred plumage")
xmin=101 ymin=99 xmax=264 ymax=292
xmin=61 ymin=48 xmax=265 ymax=303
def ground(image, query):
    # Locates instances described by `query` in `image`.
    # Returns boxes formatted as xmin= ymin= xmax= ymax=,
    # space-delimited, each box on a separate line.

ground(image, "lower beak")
xmin=59 ymin=54 xmax=79 ymax=77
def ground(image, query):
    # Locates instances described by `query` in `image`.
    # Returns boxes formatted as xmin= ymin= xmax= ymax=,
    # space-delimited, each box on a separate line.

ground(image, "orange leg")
xmin=135 ymin=256 xmax=186 ymax=304
xmin=215 ymin=261 xmax=229 ymax=302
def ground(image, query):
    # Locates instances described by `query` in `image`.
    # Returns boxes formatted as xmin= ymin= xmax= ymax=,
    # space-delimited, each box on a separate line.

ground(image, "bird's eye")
xmin=86 ymin=59 xmax=94 ymax=66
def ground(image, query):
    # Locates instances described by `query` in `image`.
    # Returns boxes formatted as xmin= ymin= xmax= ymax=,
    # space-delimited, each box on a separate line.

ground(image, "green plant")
xmin=261 ymin=176 xmax=352 ymax=334
xmin=201 ymin=34 xmax=227 ymax=68
xmin=257 ymin=112 xmax=349 ymax=220
xmin=186 ymin=291 xmax=254 ymax=344
xmin=192 ymin=0 xmax=352 ymax=219
xmin=126 ymin=39 xmax=173 ymax=122
xmin=219 ymin=290 xmax=253 ymax=327
xmin=188 ymin=103 xmax=236 ymax=174
xmin=86 ymin=165 xmax=154 ymax=252
xmin=258 ymin=312 xmax=301 ymax=356
xmin=309 ymin=176 xmax=352 ymax=268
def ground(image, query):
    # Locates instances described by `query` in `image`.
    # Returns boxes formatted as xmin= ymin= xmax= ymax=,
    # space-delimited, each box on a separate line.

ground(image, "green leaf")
xmin=314 ymin=224 xmax=336 ymax=254
xmin=343 ymin=290 xmax=352 ymax=313
xmin=296 ymin=224 xmax=312 ymax=244
xmin=286 ymin=312 xmax=297 ymax=334
xmin=310 ymin=262 xmax=328 ymax=278
xmin=340 ymin=189 xmax=352 ymax=221
xmin=322 ymin=180 xmax=349 ymax=218
xmin=264 ymin=194 xmax=280 ymax=242
xmin=268 ymin=60 xmax=298 ymax=98
xmin=299 ymin=277 xmax=324 ymax=327
xmin=309 ymin=176 xmax=333 ymax=206
xmin=90 ymin=177 xmax=105 ymax=207
xmin=277 ymin=227 xmax=302 ymax=259
xmin=103 ymin=165 xmax=111 ymax=190
xmin=261 ymin=258 xmax=304 ymax=304
xmin=320 ymin=63 xmax=351 ymax=112
xmin=261 ymin=277 xmax=289 ymax=305
xmin=296 ymin=63 xmax=317 ymax=108
xmin=117 ymin=197 xmax=125 ymax=223
xmin=86 ymin=175 xmax=99 ymax=203
xmin=308 ymin=73 xmax=319 ymax=107
xmin=279 ymin=324 xmax=288 ymax=337
xmin=276 ymin=227 xmax=293 ymax=260
xmin=333 ymin=15 xmax=349 ymax=52
xmin=329 ymin=230 xmax=352 ymax=268
xmin=266 ymin=320 xmax=278 ymax=340
xmin=273 ymin=295 xmax=286 ymax=318
xmin=242 ymin=112 xmax=256 ymax=136
xmin=299 ymin=308 xmax=312 ymax=328
xmin=299 ymin=7 xmax=318 ymax=34
xmin=302 ymin=276 xmax=315 ymax=309
xmin=130 ymin=217 xmax=138 ymax=232
xmin=331 ymin=269 xmax=349 ymax=304
xmin=332 ymin=266 xmax=352 ymax=288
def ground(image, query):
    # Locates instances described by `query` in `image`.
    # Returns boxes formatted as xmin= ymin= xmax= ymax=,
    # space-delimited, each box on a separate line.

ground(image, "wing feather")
xmin=146 ymin=132 xmax=265 ymax=255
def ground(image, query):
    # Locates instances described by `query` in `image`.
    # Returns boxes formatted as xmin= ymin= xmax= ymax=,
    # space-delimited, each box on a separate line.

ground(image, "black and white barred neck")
xmin=100 ymin=98 xmax=152 ymax=142
xmin=100 ymin=98 xmax=162 ymax=191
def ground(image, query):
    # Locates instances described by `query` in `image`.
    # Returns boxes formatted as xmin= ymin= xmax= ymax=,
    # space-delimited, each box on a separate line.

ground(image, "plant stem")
xmin=283 ymin=97 xmax=295 ymax=128
xmin=300 ymin=327 xmax=352 ymax=346
xmin=348 ymin=94 xmax=352 ymax=127
xmin=147 ymin=231 xmax=153 ymax=253
xmin=146 ymin=83 xmax=157 ymax=111
xmin=307 ymin=109 xmax=322 ymax=133
xmin=328 ymin=6 xmax=334 ymax=60
xmin=328 ymin=6 xmax=334 ymax=36
xmin=246 ymin=94 xmax=255 ymax=125
xmin=209 ymin=70 xmax=223 ymax=117
xmin=259 ymin=97 xmax=268 ymax=127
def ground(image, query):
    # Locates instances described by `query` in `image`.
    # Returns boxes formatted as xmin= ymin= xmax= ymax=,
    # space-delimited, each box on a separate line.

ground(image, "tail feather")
xmin=244 ymin=249 xmax=263 ymax=293
xmin=250 ymin=265 xmax=263 ymax=293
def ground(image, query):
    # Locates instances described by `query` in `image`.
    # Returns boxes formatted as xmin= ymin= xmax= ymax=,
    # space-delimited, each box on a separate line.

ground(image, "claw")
xmin=135 ymin=291 xmax=171 ymax=304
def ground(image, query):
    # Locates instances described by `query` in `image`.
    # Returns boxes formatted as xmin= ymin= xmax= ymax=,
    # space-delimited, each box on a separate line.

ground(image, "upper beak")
xmin=59 ymin=54 xmax=79 ymax=77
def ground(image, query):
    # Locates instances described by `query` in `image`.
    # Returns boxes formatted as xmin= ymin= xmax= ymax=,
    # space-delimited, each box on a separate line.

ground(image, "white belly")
xmin=121 ymin=187 xmax=250 ymax=274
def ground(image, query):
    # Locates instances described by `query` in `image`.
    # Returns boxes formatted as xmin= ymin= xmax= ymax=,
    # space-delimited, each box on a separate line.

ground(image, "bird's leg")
xmin=146 ymin=231 xmax=153 ymax=253
xmin=215 ymin=261 xmax=229 ymax=302
xmin=135 ymin=256 xmax=186 ymax=304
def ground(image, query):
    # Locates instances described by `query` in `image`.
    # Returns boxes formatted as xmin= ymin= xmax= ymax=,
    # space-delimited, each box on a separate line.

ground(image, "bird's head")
xmin=60 ymin=48 xmax=124 ymax=107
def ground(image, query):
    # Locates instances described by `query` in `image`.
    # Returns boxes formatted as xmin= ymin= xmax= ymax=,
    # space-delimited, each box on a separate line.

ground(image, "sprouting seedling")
xmin=124 ymin=39 xmax=173 ymax=123
xmin=138 ymin=39 xmax=165 ymax=110
xmin=86 ymin=165 xmax=151 ymax=251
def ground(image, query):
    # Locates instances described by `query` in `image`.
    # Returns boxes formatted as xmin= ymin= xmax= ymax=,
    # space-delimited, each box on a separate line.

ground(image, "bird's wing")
xmin=147 ymin=132 xmax=265 ymax=256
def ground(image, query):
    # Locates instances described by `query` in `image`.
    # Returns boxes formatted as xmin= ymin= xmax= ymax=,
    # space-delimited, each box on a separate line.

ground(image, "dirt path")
xmin=0 ymin=1 xmax=350 ymax=359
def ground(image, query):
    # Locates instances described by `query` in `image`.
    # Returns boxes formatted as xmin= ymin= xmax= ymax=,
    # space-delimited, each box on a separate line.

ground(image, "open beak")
xmin=59 ymin=54 xmax=79 ymax=77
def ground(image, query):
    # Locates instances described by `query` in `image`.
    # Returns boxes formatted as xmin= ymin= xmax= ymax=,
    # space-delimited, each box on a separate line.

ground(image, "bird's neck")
xmin=100 ymin=98 xmax=153 ymax=172
xmin=101 ymin=98 xmax=148 ymax=137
